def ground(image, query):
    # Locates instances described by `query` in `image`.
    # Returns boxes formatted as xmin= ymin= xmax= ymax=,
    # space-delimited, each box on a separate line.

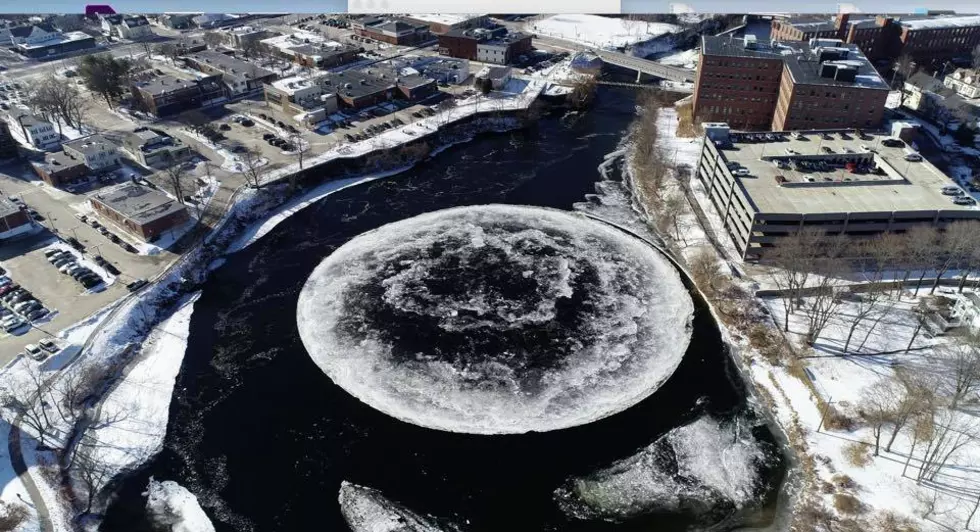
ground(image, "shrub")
xmin=824 ymin=407 xmax=856 ymax=432
xmin=874 ymin=511 xmax=919 ymax=532
xmin=834 ymin=494 xmax=865 ymax=515
xmin=821 ymin=481 xmax=836 ymax=494
xmin=843 ymin=442 xmax=873 ymax=468
xmin=832 ymin=474 xmax=857 ymax=491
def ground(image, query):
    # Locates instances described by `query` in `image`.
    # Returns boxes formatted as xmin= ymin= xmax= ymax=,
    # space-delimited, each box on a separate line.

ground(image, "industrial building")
xmin=693 ymin=35 xmax=889 ymax=131
xmin=405 ymin=14 xmax=488 ymax=34
xmin=694 ymin=123 xmax=980 ymax=261
xmin=90 ymin=182 xmax=190 ymax=242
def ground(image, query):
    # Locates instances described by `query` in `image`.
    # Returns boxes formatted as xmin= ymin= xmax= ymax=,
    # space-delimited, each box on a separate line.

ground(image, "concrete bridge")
xmin=593 ymin=49 xmax=696 ymax=83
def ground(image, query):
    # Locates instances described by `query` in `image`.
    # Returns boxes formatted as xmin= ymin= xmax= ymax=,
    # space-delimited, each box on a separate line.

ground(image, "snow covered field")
xmin=145 ymin=479 xmax=215 ymax=532
xmin=528 ymin=14 xmax=680 ymax=49
xmin=655 ymin=49 xmax=698 ymax=68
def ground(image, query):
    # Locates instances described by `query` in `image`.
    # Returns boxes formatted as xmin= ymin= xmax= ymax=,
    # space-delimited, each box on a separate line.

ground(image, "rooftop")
xmin=6 ymin=110 xmax=49 ymax=128
xmin=444 ymin=26 xmax=506 ymax=40
xmin=183 ymin=50 xmax=275 ymax=81
xmin=899 ymin=14 xmax=980 ymax=30
xmin=708 ymin=128 xmax=974 ymax=215
xmin=135 ymin=74 xmax=203 ymax=96
xmin=16 ymin=30 xmax=92 ymax=50
xmin=92 ymin=182 xmax=186 ymax=225
xmin=260 ymin=30 xmax=332 ymax=50
xmin=907 ymin=71 xmax=955 ymax=97
xmin=123 ymin=15 xmax=149 ymax=28
xmin=270 ymin=74 xmax=324 ymax=95
xmin=703 ymin=35 xmax=889 ymax=90
xmin=64 ymin=134 xmax=114 ymax=157
xmin=35 ymin=150 xmax=85 ymax=172
xmin=372 ymin=19 xmax=428 ymax=34
xmin=0 ymin=197 xmax=20 ymax=219
xmin=407 ymin=14 xmax=484 ymax=26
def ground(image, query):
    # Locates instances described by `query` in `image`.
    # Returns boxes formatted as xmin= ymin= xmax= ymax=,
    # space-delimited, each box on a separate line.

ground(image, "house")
xmin=100 ymin=14 xmax=123 ymax=36
xmin=953 ymin=292 xmax=980 ymax=332
xmin=181 ymin=50 xmax=276 ymax=97
xmin=155 ymin=13 xmax=197 ymax=30
xmin=945 ymin=68 xmax=980 ymax=99
xmin=0 ymin=197 xmax=33 ymax=241
xmin=131 ymin=71 xmax=225 ymax=117
xmin=0 ymin=121 xmax=19 ymax=160
xmin=903 ymin=71 xmax=980 ymax=126
xmin=5 ymin=110 xmax=60 ymax=151
xmin=90 ymin=182 xmax=190 ymax=242
xmin=63 ymin=134 xmax=119 ymax=172
xmin=353 ymin=17 xmax=431 ymax=46
xmin=4 ymin=23 xmax=58 ymax=46
xmin=476 ymin=66 xmax=512 ymax=90
xmin=119 ymin=16 xmax=153 ymax=40
xmin=123 ymin=128 xmax=191 ymax=168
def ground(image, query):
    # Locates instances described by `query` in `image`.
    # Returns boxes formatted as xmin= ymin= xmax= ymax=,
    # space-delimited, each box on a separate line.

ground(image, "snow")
xmin=655 ymin=48 xmax=698 ymax=68
xmin=557 ymin=415 xmax=768 ymax=519
xmin=144 ymin=479 xmax=215 ymax=532
xmin=177 ymin=129 xmax=255 ymax=173
xmin=86 ymin=293 xmax=200 ymax=478
xmin=41 ymin=241 xmax=116 ymax=288
xmin=297 ymin=205 xmax=694 ymax=434
xmin=528 ymin=14 xmax=680 ymax=49
xmin=899 ymin=15 xmax=980 ymax=30
xmin=0 ymin=420 xmax=37 ymax=532
xmin=338 ymin=481 xmax=451 ymax=532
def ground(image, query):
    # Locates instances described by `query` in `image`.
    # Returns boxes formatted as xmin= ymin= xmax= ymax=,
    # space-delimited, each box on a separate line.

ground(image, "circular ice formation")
xmin=296 ymin=205 xmax=695 ymax=434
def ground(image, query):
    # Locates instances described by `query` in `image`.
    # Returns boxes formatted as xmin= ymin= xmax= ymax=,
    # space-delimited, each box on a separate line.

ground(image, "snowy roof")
xmin=899 ymin=15 xmax=980 ymax=30
xmin=64 ymin=134 xmax=115 ymax=157
xmin=92 ymin=182 xmax=186 ymax=225
xmin=0 ymin=197 xmax=21 ymax=218
xmin=270 ymin=74 xmax=324 ymax=95
xmin=260 ymin=31 xmax=339 ymax=51
xmin=406 ymin=14 xmax=484 ymax=26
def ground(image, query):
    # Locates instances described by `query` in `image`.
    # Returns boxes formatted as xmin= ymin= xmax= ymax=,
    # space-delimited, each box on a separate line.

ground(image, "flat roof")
xmin=92 ymin=182 xmax=186 ymax=225
xmin=35 ymin=150 xmax=85 ymax=172
xmin=407 ymin=14 xmax=484 ymax=26
xmin=64 ymin=134 xmax=114 ymax=157
xmin=0 ymin=197 xmax=20 ymax=218
xmin=260 ymin=30 xmax=335 ymax=49
xmin=710 ymin=129 xmax=975 ymax=215
xmin=899 ymin=14 xmax=980 ymax=30
xmin=183 ymin=50 xmax=275 ymax=81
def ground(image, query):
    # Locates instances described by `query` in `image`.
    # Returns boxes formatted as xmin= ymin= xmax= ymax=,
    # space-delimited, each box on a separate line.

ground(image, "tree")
xmin=0 ymin=501 xmax=29 ymax=530
xmin=568 ymin=76 xmax=597 ymax=110
xmin=766 ymin=228 xmax=846 ymax=333
xmin=884 ymin=371 xmax=935 ymax=452
xmin=859 ymin=380 xmax=900 ymax=455
xmin=657 ymin=191 xmax=686 ymax=242
xmin=77 ymin=53 xmax=132 ymax=109
xmin=842 ymin=281 xmax=888 ymax=354
xmin=289 ymin=132 xmax=308 ymax=170
xmin=0 ymin=364 xmax=55 ymax=447
xmin=938 ymin=331 xmax=980 ymax=409
xmin=155 ymin=43 xmax=179 ymax=65
xmin=972 ymin=44 xmax=980 ymax=70
xmin=241 ymin=39 xmax=263 ymax=60
xmin=689 ymin=248 xmax=722 ymax=294
xmin=905 ymin=225 xmax=939 ymax=296
xmin=178 ymin=109 xmax=211 ymax=134
xmin=203 ymin=31 xmax=224 ymax=49
xmin=163 ymin=162 xmax=188 ymax=204
xmin=893 ymin=53 xmax=916 ymax=87
xmin=929 ymin=221 xmax=980 ymax=294
xmin=803 ymin=277 xmax=845 ymax=346
xmin=906 ymin=299 xmax=932 ymax=353
xmin=240 ymin=146 xmax=264 ymax=188
xmin=71 ymin=449 xmax=115 ymax=515
xmin=915 ymin=408 xmax=978 ymax=482
xmin=24 ymin=74 xmax=87 ymax=135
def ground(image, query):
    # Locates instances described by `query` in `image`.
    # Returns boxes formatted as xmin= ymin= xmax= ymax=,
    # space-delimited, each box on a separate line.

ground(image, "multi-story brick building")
xmin=90 ymin=182 xmax=190 ymax=241
xmin=771 ymin=13 xmax=980 ymax=64
xmin=405 ymin=14 xmax=488 ymax=35
xmin=351 ymin=17 xmax=431 ymax=46
xmin=694 ymin=36 xmax=889 ymax=131
xmin=130 ymin=71 xmax=224 ymax=117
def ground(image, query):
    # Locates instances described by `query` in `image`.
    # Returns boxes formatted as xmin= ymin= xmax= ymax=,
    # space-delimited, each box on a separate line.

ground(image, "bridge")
xmin=593 ymin=49 xmax=696 ymax=83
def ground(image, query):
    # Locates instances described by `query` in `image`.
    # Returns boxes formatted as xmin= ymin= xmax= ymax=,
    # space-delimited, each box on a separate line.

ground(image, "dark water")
xmin=101 ymin=88 xmax=785 ymax=532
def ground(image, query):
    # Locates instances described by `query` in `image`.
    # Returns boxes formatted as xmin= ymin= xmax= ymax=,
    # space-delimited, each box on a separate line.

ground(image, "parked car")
xmin=219 ymin=123 xmax=231 ymax=130
xmin=126 ymin=279 xmax=148 ymax=292
xmin=954 ymin=196 xmax=977 ymax=206
xmin=4 ymin=319 xmax=25 ymax=333
xmin=239 ymin=119 xmax=254 ymax=127
xmin=39 ymin=338 xmax=59 ymax=352
xmin=26 ymin=308 xmax=49 ymax=321
xmin=66 ymin=237 xmax=84 ymax=251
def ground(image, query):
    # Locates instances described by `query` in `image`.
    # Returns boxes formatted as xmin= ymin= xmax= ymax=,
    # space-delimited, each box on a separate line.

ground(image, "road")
xmin=0 ymin=36 xmax=176 ymax=81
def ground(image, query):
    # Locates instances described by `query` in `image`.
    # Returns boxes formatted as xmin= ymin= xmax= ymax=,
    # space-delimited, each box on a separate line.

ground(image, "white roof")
xmin=260 ymin=31 xmax=342 ymax=52
xmin=271 ymin=74 xmax=324 ymax=95
xmin=900 ymin=15 xmax=980 ymax=30
xmin=407 ymin=14 xmax=484 ymax=26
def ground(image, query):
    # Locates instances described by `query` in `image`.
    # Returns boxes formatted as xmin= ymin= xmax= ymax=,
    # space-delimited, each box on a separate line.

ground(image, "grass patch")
xmin=833 ymin=493 xmax=865 ymax=515
xmin=676 ymin=101 xmax=697 ymax=138
xmin=843 ymin=442 xmax=873 ymax=468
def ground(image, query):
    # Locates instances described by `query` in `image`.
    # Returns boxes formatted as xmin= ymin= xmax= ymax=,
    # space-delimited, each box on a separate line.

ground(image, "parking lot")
xmin=0 ymin=164 xmax=175 ymax=363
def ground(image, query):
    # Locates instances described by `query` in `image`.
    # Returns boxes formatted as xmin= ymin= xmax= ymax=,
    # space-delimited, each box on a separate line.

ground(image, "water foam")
xmin=297 ymin=205 xmax=694 ymax=434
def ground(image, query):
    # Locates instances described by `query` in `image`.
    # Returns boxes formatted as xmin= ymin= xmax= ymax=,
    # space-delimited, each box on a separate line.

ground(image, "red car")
xmin=0 ymin=284 xmax=17 ymax=296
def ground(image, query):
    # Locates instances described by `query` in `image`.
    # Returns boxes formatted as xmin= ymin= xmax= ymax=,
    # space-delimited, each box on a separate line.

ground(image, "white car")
xmin=23 ymin=344 xmax=44 ymax=361
xmin=39 ymin=338 xmax=59 ymax=353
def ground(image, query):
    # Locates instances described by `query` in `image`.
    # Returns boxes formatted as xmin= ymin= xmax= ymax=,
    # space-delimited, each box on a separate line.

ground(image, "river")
xmin=100 ymin=86 xmax=786 ymax=532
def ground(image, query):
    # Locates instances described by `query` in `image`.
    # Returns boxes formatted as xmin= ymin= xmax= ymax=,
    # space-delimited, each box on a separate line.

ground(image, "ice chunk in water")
xmin=339 ymin=481 xmax=459 ymax=532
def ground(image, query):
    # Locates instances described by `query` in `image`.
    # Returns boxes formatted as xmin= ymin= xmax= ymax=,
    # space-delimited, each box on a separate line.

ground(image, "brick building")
xmin=181 ymin=50 xmax=276 ymax=97
xmin=405 ymin=14 xmax=488 ymax=35
xmin=90 ymin=182 xmax=190 ymax=241
xmin=771 ymin=13 xmax=980 ymax=64
xmin=694 ymin=36 xmax=889 ymax=131
xmin=438 ymin=27 xmax=506 ymax=60
xmin=0 ymin=197 xmax=32 ymax=241
xmin=130 ymin=71 xmax=224 ymax=117
xmin=352 ymin=17 xmax=431 ymax=46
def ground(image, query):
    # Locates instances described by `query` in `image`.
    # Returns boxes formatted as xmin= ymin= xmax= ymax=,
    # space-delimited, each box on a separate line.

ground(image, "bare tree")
xmin=567 ymin=76 xmax=597 ymax=110
xmin=916 ymin=408 xmax=979 ymax=482
xmin=289 ymin=132 xmax=308 ymax=170
xmin=842 ymin=281 xmax=888 ymax=354
xmin=203 ymin=31 xmax=224 ymax=50
xmin=804 ymin=278 xmax=846 ymax=346
xmin=155 ymin=43 xmax=179 ymax=65
xmin=858 ymin=380 xmax=900 ymax=455
xmin=767 ymin=228 xmax=846 ymax=333
xmin=657 ymin=191 xmax=686 ymax=242
xmin=71 ymin=449 xmax=115 ymax=515
xmin=51 ymin=366 xmax=102 ymax=427
xmin=905 ymin=225 xmax=939 ymax=297
xmin=0 ymin=364 xmax=55 ymax=447
xmin=240 ymin=146 xmax=264 ymax=189
xmin=906 ymin=298 xmax=933 ymax=353
xmin=688 ymin=248 xmax=722 ymax=293
xmin=938 ymin=331 xmax=980 ymax=409
xmin=25 ymin=74 xmax=87 ymax=135
xmin=894 ymin=53 xmax=916 ymax=87
xmin=0 ymin=501 xmax=30 ymax=530
xmin=163 ymin=162 xmax=188 ymax=204
xmin=930 ymin=221 xmax=980 ymax=294
xmin=241 ymin=39 xmax=263 ymax=59
xmin=885 ymin=371 xmax=936 ymax=452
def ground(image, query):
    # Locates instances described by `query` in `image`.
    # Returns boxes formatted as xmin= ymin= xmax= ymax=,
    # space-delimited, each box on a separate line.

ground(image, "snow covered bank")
xmin=86 ymin=292 xmax=200 ymax=479
xmin=338 ymin=482 xmax=455 ymax=532
xmin=557 ymin=416 xmax=770 ymax=521
xmin=529 ymin=15 xmax=680 ymax=49
xmin=145 ymin=479 xmax=216 ymax=532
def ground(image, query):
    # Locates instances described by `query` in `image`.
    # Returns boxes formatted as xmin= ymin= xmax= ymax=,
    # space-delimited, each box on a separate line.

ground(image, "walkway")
xmin=8 ymin=421 xmax=53 ymax=532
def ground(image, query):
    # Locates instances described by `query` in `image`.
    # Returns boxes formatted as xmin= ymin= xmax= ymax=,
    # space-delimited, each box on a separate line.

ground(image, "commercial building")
xmin=415 ymin=58 xmax=470 ymax=85
xmin=7 ymin=24 xmax=96 ymax=59
xmin=130 ymin=70 xmax=225 ymax=117
xmin=771 ymin=13 xmax=980 ymax=64
xmin=405 ymin=14 xmax=488 ymax=35
xmin=352 ymin=17 xmax=431 ymax=46
xmin=218 ymin=25 xmax=274 ymax=48
xmin=0 ymin=198 xmax=33 ymax=241
xmin=438 ymin=26 xmax=506 ymax=60
xmin=330 ymin=69 xmax=397 ymax=108
xmin=32 ymin=151 xmax=88 ymax=187
xmin=123 ymin=128 xmax=191 ymax=168
xmin=260 ymin=31 xmax=361 ymax=68
xmin=693 ymin=36 xmax=889 ymax=131
xmin=476 ymin=66 xmax=512 ymax=90
xmin=944 ymin=68 xmax=980 ymax=99
xmin=5 ymin=110 xmax=60 ymax=151
xmin=477 ymin=32 xmax=532 ymax=65
xmin=63 ymin=135 xmax=119 ymax=172
xmin=695 ymin=123 xmax=980 ymax=261
xmin=265 ymin=74 xmax=340 ymax=127
xmin=90 ymin=182 xmax=190 ymax=241
xmin=181 ymin=50 xmax=276 ymax=97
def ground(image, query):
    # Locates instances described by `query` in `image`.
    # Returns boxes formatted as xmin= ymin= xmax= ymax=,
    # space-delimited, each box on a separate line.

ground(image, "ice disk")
xmin=296 ymin=204 xmax=694 ymax=434
xmin=556 ymin=416 xmax=768 ymax=521
xmin=339 ymin=481 xmax=458 ymax=532
xmin=144 ymin=478 xmax=216 ymax=532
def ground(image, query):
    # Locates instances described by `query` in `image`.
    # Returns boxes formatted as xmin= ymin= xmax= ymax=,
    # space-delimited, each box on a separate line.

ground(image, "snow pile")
xmin=86 ymin=293 xmax=200 ymax=477
xmin=297 ymin=205 xmax=694 ymax=434
xmin=338 ymin=481 xmax=455 ymax=532
xmin=145 ymin=479 xmax=216 ymax=532
xmin=529 ymin=15 xmax=680 ymax=49
xmin=655 ymin=49 xmax=698 ymax=69
xmin=557 ymin=416 xmax=768 ymax=520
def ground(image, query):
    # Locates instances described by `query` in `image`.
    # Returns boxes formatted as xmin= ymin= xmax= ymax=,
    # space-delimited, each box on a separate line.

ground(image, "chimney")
xmin=835 ymin=13 xmax=849 ymax=33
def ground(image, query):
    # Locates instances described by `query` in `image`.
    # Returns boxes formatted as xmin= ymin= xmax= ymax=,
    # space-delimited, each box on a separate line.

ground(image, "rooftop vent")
xmin=835 ymin=65 xmax=857 ymax=82
xmin=744 ymin=34 xmax=757 ymax=49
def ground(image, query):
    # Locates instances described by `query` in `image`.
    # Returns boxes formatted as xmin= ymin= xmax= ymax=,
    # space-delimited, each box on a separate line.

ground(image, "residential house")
xmin=119 ymin=16 xmax=153 ymax=40
xmin=4 ymin=23 xmax=96 ymax=58
xmin=953 ymin=292 xmax=980 ymax=332
xmin=123 ymin=128 xmax=191 ymax=168
xmin=903 ymin=71 xmax=980 ymax=127
xmin=100 ymin=14 xmax=124 ymax=36
xmin=155 ymin=13 xmax=197 ymax=30
xmin=5 ymin=110 xmax=60 ymax=151
xmin=90 ymin=182 xmax=190 ymax=241
xmin=181 ymin=50 xmax=276 ymax=97
xmin=945 ymin=68 xmax=980 ymax=99
xmin=63 ymin=134 xmax=119 ymax=172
